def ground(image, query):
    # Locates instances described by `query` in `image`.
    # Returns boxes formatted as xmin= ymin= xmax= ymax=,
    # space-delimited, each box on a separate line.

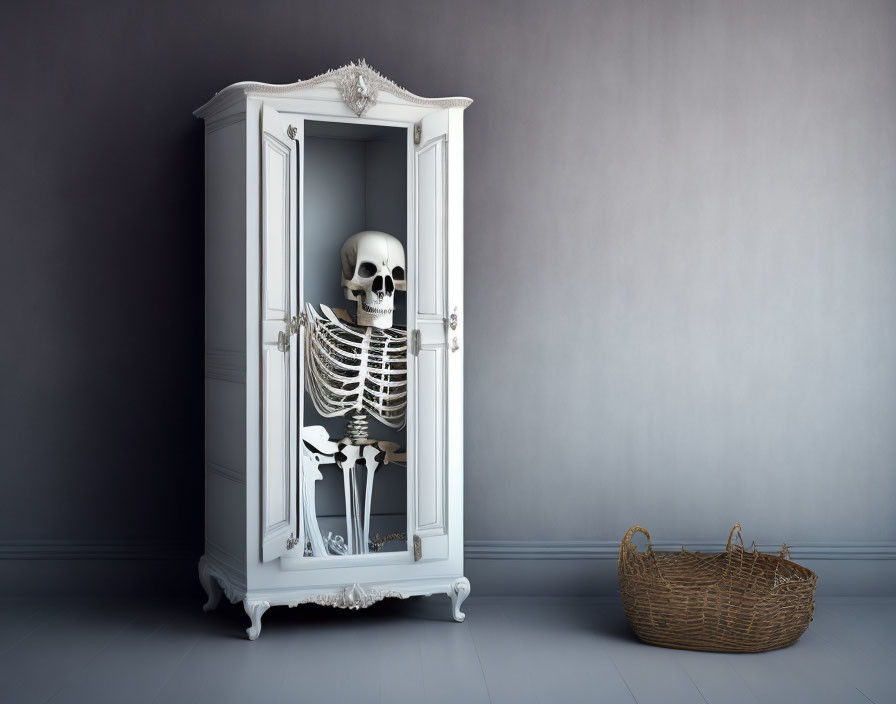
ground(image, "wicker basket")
xmin=617 ymin=524 xmax=817 ymax=652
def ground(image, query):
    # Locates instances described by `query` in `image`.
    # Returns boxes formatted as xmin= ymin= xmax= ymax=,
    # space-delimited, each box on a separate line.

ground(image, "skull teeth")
xmin=362 ymin=303 xmax=393 ymax=315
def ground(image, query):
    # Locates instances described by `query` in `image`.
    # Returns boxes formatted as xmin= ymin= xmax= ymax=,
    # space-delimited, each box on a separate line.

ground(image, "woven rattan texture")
xmin=617 ymin=525 xmax=817 ymax=653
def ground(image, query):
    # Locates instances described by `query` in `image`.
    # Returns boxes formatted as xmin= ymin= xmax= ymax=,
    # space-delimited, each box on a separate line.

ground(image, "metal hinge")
xmin=286 ymin=532 xmax=299 ymax=550
xmin=289 ymin=314 xmax=305 ymax=334
xmin=277 ymin=315 xmax=304 ymax=353
xmin=410 ymin=329 xmax=421 ymax=356
xmin=414 ymin=123 xmax=422 ymax=145
xmin=413 ymin=535 xmax=422 ymax=561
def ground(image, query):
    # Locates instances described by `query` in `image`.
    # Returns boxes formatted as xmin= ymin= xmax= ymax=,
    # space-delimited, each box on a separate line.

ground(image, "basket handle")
xmin=779 ymin=542 xmax=790 ymax=560
xmin=725 ymin=524 xmax=744 ymax=552
xmin=619 ymin=526 xmax=670 ymax=585
xmin=618 ymin=526 xmax=653 ymax=563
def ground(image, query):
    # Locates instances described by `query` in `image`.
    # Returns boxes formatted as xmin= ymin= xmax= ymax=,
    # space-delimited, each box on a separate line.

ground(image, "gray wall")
xmin=1 ymin=0 xmax=895 ymax=592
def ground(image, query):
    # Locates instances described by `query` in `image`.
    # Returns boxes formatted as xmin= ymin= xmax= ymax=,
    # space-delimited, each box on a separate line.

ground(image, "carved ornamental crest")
xmin=338 ymin=60 xmax=380 ymax=117
xmin=194 ymin=60 xmax=472 ymax=122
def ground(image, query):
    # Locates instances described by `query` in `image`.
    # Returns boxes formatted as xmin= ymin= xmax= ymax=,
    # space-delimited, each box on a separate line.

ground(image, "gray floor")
xmin=0 ymin=595 xmax=893 ymax=704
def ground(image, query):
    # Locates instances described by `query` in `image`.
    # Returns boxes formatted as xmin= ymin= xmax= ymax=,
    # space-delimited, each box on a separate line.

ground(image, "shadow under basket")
xmin=617 ymin=525 xmax=817 ymax=653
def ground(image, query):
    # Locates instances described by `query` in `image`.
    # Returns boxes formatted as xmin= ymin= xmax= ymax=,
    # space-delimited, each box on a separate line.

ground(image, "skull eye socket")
xmin=357 ymin=261 xmax=377 ymax=277
xmin=391 ymin=266 xmax=405 ymax=281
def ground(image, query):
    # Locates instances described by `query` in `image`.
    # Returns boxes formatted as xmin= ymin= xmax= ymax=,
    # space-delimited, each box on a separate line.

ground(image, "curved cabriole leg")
xmin=243 ymin=599 xmax=270 ymax=641
xmin=450 ymin=577 xmax=471 ymax=622
xmin=198 ymin=556 xmax=223 ymax=612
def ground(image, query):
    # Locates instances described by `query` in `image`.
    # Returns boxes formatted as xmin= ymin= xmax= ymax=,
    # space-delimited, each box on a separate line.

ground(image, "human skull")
xmin=341 ymin=230 xmax=406 ymax=328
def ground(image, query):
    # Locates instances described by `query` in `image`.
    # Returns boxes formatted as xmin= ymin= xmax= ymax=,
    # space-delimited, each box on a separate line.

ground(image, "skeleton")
xmin=301 ymin=231 xmax=408 ymax=556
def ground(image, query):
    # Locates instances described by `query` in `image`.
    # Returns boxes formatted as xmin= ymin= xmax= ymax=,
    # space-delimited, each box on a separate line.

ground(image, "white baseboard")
xmin=465 ymin=540 xmax=896 ymax=561
xmin=1 ymin=539 xmax=894 ymax=596
xmin=0 ymin=540 xmax=194 ymax=560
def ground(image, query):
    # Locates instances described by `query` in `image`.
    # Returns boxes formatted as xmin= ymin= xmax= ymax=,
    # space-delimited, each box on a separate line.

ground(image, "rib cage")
xmin=304 ymin=303 xmax=408 ymax=428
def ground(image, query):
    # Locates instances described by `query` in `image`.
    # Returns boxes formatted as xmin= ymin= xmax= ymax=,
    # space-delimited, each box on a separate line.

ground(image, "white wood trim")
xmin=408 ymin=108 xmax=457 ymax=564
xmin=206 ymin=111 xmax=246 ymax=134
xmin=413 ymin=346 xmax=446 ymax=536
xmin=280 ymin=549 xmax=412 ymax=572
xmin=196 ymin=89 xmax=248 ymax=122
xmin=244 ymin=98 xmax=262 ymax=573
xmin=195 ymin=60 xmax=471 ymax=119
xmin=4 ymin=540 xmax=896 ymax=563
xmin=0 ymin=540 xmax=193 ymax=560
xmin=464 ymin=540 xmax=896 ymax=561
xmin=259 ymin=104 xmax=298 ymax=563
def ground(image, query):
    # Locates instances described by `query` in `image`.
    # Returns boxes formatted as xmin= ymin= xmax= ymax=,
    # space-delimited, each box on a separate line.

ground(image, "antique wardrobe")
xmin=194 ymin=61 xmax=470 ymax=639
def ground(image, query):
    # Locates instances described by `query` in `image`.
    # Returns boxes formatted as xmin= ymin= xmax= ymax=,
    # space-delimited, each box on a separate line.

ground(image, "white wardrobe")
xmin=194 ymin=61 xmax=470 ymax=640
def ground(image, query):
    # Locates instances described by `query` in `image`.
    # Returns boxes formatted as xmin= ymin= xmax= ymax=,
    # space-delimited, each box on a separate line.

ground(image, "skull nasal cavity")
xmin=385 ymin=276 xmax=394 ymax=295
xmin=373 ymin=275 xmax=383 ymax=293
